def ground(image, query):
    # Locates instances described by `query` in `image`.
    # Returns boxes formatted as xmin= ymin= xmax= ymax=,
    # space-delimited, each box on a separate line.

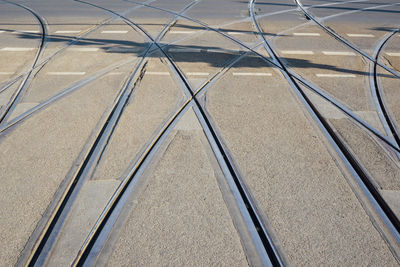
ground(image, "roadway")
xmin=0 ymin=0 xmax=399 ymax=266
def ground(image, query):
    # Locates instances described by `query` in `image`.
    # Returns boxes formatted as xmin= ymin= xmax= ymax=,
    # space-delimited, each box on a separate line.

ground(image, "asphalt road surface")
xmin=0 ymin=0 xmax=399 ymax=266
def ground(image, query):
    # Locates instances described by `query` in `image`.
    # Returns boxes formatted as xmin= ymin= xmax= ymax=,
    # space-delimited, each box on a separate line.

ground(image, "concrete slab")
xmin=91 ymin=55 xmax=186 ymax=181
xmin=377 ymin=66 xmax=400 ymax=135
xmin=45 ymin=180 xmax=120 ymax=266
xmin=330 ymin=117 xmax=400 ymax=190
xmin=102 ymin=108 xmax=249 ymax=266
xmin=20 ymin=49 xmax=139 ymax=105
xmin=258 ymin=10 xmax=308 ymax=39
xmin=10 ymin=102 xmax=39 ymax=119
xmin=381 ymin=35 xmax=400 ymax=72
xmin=381 ymin=190 xmax=400 ymax=219
xmin=1 ymin=0 xmax=400 ymax=265
xmin=273 ymin=25 xmax=371 ymax=112
xmin=126 ymin=5 xmax=175 ymax=39
xmin=0 ymin=71 xmax=122 ymax=266
xmin=322 ymin=6 xmax=400 ymax=54
xmin=164 ymin=29 xmax=243 ymax=88
xmin=183 ymin=0 xmax=251 ymax=26
xmin=205 ymin=54 xmax=397 ymax=266
xmin=0 ymin=81 xmax=21 ymax=109
xmin=217 ymin=21 xmax=261 ymax=45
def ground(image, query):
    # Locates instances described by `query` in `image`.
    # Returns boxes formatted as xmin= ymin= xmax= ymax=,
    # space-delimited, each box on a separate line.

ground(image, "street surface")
xmin=0 ymin=0 xmax=399 ymax=266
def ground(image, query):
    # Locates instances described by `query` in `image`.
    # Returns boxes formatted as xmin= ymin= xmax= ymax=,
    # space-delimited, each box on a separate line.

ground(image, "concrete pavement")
xmin=0 ymin=0 xmax=399 ymax=266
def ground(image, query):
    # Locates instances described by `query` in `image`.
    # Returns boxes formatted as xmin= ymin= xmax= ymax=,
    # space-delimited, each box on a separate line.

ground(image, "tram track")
xmin=371 ymin=29 xmax=400 ymax=153
xmin=127 ymin=0 xmax=400 ymax=155
xmin=2 ymin=0 xmax=391 ymax=140
xmin=0 ymin=0 xmax=158 ymax=107
xmin=250 ymin=0 xmax=400 ymax=256
xmin=66 ymin=0 xmax=283 ymax=265
xmin=2 ymin=0 xmax=398 ymax=265
xmin=22 ymin=1 xmax=203 ymax=266
xmin=75 ymin=3 xmax=400 ymax=253
xmin=294 ymin=0 xmax=400 ymax=79
xmin=68 ymin=41 xmax=278 ymax=266
xmin=70 ymin=0 xmax=400 ymax=264
xmin=0 ymin=0 xmax=47 ymax=125
xmin=0 ymin=3 xmax=216 ymax=134
xmin=253 ymin=1 xmax=400 ymax=159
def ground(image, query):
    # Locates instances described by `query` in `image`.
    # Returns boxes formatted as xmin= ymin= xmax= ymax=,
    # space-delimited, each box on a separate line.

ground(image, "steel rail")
xmin=0 ymin=0 xmax=157 ymax=95
xmin=294 ymin=0 xmax=400 ymax=79
xmin=126 ymin=0 xmax=400 ymax=153
xmin=71 ymin=1 xmax=278 ymax=265
xmin=371 ymin=29 xmax=400 ymax=153
xmin=250 ymin=0 xmax=400 ymax=250
xmin=23 ymin=1 xmax=199 ymax=266
xmin=0 ymin=0 xmax=47 ymax=125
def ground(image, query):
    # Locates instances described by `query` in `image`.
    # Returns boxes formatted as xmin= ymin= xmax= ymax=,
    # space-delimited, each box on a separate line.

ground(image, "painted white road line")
xmin=107 ymin=72 xmax=124 ymax=75
xmin=232 ymin=72 xmax=272 ymax=76
xmin=169 ymin=48 xmax=202 ymax=53
xmin=106 ymin=47 xmax=141 ymax=53
xmin=12 ymin=30 xmax=39 ymax=34
xmin=322 ymin=51 xmax=356 ymax=56
xmin=187 ymin=72 xmax=209 ymax=76
xmin=346 ymin=33 xmax=374 ymax=37
xmin=55 ymin=30 xmax=81 ymax=34
xmin=293 ymin=32 xmax=320 ymax=36
xmin=169 ymin=31 xmax=195 ymax=34
xmin=316 ymin=74 xmax=356 ymax=78
xmin=207 ymin=49 xmax=223 ymax=53
xmin=146 ymin=72 xmax=170 ymax=75
xmin=0 ymin=30 xmax=4 ymax=34
xmin=0 ymin=72 xmax=13 ymax=75
xmin=227 ymin=32 xmax=245 ymax=35
xmin=101 ymin=30 xmax=128 ymax=34
xmin=70 ymin=47 xmax=99 ymax=52
xmin=0 ymin=47 xmax=35 ymax=51
xmin=386 ymin=52 xmax=400 ymax=57
xmin=47 ymin=72 xmax=86 ymax=75
xmin=280 ymin=50 xmax=314 ymax=55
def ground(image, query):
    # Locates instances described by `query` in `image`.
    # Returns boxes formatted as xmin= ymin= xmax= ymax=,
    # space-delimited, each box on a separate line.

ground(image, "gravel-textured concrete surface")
xmin=330 ymin=118 xmax=400 ymax=190
xmin=46 ymin=180 xmax=120 ymax=266
xmin=382 ymin=190 xmax=400 ymax=219
xmin=0 ymin=73 xmax=121 ymax=265
xmin=381 ymin=35 xmax=400 ymax=71
xmin=0 ymin=2 xmax=41 ymax=84
xmin=378 ymin=66 xmax=400 ymax=136
xmin=1 ymin=0 xmax=400 ymax=265
xmin=273 ymin=26 xmax=371 ymax=111
xmin=106 ymin=109 xmax=249 ymax=266
xmin=92 ymin=56 xmax=185 ymax=181
xmin=206 ymin=56 xmax=397 ymax=266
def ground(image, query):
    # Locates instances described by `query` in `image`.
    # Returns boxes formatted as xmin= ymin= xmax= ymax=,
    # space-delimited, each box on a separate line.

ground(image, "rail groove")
xmin=0 ymin=0 xmax=47 ymax=125
xmin=250 ymin=0 xmax=400 ymax=253
xmin=70 ymin=1 xmax=280 ymax=265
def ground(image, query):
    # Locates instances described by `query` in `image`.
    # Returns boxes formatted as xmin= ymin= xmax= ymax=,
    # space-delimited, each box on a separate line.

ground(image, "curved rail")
xmin=0 ymin=0 xmax=47 ymax=124
xmin=294 ymin=0 xmax=400 ymax=79
xmin=250 ymin=0 xmax=400 ymax=251
xmin=23 ymin=1 xmax=200 ymax=266
xmin=371 ymin=29 xmax=400 ymax=151
xmin=70 ymin=1 xmax=280 ymax=265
